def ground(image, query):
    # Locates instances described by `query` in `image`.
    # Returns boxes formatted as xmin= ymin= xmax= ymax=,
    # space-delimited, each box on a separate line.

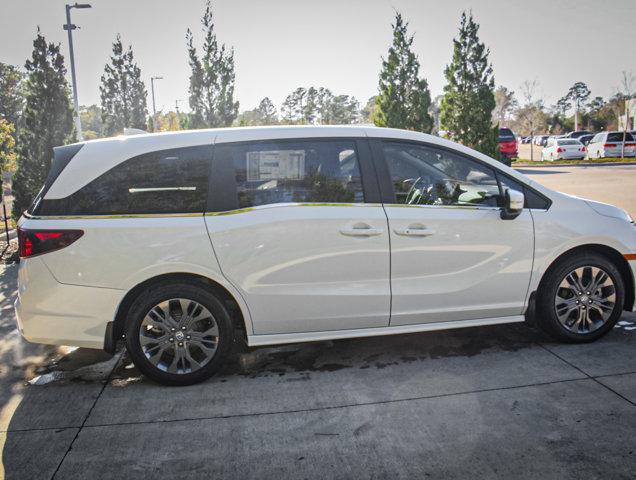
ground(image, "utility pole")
xmin=63 ymin=3 xmax=91 ymax=141
xmin=621 ymin=100 xmax=630 ymax=159
xmin=151 ymin=76 xmax=163 ymax=131
xmin=175 ymin=99 xmax=184 ymax=114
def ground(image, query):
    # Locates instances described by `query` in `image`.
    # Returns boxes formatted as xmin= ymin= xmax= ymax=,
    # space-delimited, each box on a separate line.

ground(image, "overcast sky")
xmin=1 ymin=0 xmax=635 ymax=114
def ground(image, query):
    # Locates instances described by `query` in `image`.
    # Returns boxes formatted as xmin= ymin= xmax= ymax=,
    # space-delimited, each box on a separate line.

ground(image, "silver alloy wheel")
xmin=139 ymin=298 xmax=219 ymax=374
xmin=554 ymin=266 xmax=616 ymax=334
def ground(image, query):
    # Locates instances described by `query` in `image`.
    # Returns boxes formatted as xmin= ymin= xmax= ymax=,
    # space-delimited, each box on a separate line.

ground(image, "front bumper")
xmin=15 ymin=257 xmax=125 ymax=349
xmin=629 ymin=259 xmax=636 ymax=312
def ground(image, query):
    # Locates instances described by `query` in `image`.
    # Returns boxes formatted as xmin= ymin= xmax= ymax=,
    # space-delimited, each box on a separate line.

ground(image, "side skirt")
xmin=247 ymin=315 xmax=525 ymax=347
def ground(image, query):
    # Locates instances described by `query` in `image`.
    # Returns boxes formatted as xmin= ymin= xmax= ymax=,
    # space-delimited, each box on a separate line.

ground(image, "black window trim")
xmin=368 ymin=137 xmax=552 ymax=211
xmin=207 ymin=137 xmax=382 ymax=213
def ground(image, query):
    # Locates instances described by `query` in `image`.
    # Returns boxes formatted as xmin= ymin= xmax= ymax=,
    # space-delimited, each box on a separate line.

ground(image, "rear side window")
xmin=498 ymin=128 xmax=515 ymax=141
xmin=215 ymin=140 xmax=364 ymax=208
xmin=37 ymin=146 xmax=211 ymax=215
xmin=607 ymin=132 xmax=634 ymax=142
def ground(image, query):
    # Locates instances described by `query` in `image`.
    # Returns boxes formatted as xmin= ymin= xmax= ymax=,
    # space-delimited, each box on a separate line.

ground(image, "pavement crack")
xmin=538 ymin=343 xmax=635 ymax=407
xmin=49 ymin=351 xmax=123 ymax=480
xmin=79 ymin=376 xmax=589 ymax=431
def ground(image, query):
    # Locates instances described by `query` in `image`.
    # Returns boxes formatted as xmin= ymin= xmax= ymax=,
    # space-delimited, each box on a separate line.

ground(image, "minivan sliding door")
xmin=205 ymin=137 xmax=391 ymax=335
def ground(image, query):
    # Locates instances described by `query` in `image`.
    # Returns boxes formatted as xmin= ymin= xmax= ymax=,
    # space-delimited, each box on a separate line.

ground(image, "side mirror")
xmin=501 ymin=188 xmax=524 ymax=220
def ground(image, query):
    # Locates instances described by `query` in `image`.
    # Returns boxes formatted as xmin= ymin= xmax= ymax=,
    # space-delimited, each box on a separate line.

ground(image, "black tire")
xmin=536 ymin=252 xmax=624 ymax=343
xmin=125 ymin=282 xmax=234 ymax=386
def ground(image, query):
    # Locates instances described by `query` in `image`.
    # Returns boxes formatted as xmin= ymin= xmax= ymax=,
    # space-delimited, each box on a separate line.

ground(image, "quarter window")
xmin=37 ymin=146 xmax=210 ymax=215
xmin=216 ymin=140 xmax=364 ymax=208
xmin=382 ymin=142 xmax=500 ymax=207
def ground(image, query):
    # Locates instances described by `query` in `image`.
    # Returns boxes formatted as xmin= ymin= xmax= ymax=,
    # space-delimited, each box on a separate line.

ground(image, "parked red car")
xmin=498 ymin=127 xmax=518 ymax=165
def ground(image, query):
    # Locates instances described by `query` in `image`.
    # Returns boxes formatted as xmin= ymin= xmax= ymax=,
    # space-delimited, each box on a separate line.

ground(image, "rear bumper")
xmin=604 ymin=149 xmax=636 ymax=157
xmin=15 ymin=257 xmax=125 ymax=349
xmin=556 ymin=153 xmax=585 ymax=159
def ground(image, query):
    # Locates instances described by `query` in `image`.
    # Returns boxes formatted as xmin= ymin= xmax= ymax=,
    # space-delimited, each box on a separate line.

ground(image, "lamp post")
xmin=63 ymin=3 xmax=91 ymax=141
xmin=151 ymin=76 xmax=163 ymax=131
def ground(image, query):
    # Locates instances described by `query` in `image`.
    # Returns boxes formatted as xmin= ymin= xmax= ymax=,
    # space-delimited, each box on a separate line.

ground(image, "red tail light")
xmin=18 ymin=227 xmax=83 ymax=258
xmin=581 ymin=147 xmax=586 ymax=152
xmin=603 ymin=143 xmax=616 ymax=148
xmin=557 ymin=147 xmax=564 ymax=153
xmin=625 ymin=143 xmax=636 ymax=148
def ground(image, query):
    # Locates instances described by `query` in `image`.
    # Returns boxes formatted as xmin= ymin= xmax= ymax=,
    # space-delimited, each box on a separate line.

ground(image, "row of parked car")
xmin=512 ymin=129 xmax=636 ymax=161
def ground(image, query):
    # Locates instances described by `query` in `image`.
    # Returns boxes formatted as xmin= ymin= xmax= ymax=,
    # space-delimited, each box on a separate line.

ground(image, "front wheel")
xmin=125 ymin=282 xmax=234 ymax=385
xmin=536 ymin=252 xmax=624 ymax=343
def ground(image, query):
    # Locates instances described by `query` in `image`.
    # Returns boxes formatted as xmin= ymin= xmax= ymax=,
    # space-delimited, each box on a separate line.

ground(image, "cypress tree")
xmin=440 ymin=12 xmax=498 ymax=158
xmin=12 ymin=31 xmax=74 ymax=216
xmin=187 ymin=0 xmax=239 ymax=128
xmin=374 ymin=12 xmax=432 ymax=133
xmin=100 ymin=35 xmax=148 ymax=135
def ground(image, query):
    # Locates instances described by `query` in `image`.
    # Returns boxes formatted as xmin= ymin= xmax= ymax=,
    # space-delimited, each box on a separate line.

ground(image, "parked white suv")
xmin=15 ymin=126 xmax=636 ymax=385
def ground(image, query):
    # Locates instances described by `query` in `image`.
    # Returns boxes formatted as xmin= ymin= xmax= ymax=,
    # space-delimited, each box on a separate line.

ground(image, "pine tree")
xmin=0 ymin=119 xmax=16 ymax=196
xmin=254 ymin=97 xmax=278 ymax=125
xmin=374 ymin=12 xmax=432 ymax=133
xmin=100 ymin=35 xmax=148 ymax=136
xmin=564 ymin=82 xmax=591 ymax=131
xmin=440 ymin=12 xmax=498 ymax=158
xmin=187 ymin=0 xmax=239 ymax=128
xmin=0 ymin=63 xmax=23 ymax=127
xmin=12 ymin=31 xmax=74 ymax=216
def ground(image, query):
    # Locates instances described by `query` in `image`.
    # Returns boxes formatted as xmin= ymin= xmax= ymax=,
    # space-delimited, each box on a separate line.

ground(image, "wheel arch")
xmin=535 ymin=243 xmax=634 ymax=312
xmin=105 ymin=272 xmax=250 ymax=353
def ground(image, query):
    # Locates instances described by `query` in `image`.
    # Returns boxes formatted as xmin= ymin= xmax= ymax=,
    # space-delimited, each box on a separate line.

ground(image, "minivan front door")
xmin=375 ymin=140 xmax=534 ymax=326
xmin=206 ymin=138 xmax=390 ymax=335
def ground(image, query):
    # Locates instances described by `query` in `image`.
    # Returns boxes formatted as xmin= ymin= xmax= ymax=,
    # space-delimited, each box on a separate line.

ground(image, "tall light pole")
xmin=150 ymin=76 xmax=163 ymax=131
xmin=63 ymin=3 xmax=91 ymax=141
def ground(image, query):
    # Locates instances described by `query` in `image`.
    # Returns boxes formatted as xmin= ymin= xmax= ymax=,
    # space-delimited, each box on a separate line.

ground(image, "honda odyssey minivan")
xmin=15 ymin=126 xmax=636 ymax=385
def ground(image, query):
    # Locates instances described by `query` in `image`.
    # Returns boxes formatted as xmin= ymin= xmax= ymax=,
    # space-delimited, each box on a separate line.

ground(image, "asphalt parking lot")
xmin=1 ymin=164 xmax=636 ymax=479
xmin=520 ymin=163 xmax=636 ymax=218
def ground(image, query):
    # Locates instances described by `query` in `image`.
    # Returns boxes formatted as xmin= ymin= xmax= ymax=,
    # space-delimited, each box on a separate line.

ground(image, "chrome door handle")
xmin=393 ymin=227 xmax=436 ymax=237
xmin=340 ymin=227 xmax=383 ymax=237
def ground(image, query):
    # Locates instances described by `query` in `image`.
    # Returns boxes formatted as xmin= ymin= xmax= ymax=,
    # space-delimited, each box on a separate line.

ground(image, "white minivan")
xmin=586 ymin=131 xmax=636 ymax=159
xmin=15 ymin=126 xmax=636 ymax=385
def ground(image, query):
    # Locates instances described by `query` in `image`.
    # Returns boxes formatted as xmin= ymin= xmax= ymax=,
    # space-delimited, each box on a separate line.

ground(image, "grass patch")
xmin=513 ymin=157 xmax=636 ymax=167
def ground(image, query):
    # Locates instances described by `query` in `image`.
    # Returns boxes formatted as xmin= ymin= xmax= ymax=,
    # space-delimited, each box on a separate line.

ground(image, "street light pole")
xmin=63 ymin=3 xmax=91 ymax=141
xmin=151 ymin=76 xmax=163 ymax=131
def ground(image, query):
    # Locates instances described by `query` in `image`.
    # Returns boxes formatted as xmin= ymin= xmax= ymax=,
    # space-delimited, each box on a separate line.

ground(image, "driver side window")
xmin=382 ymin=142 xmax=500 ymax=207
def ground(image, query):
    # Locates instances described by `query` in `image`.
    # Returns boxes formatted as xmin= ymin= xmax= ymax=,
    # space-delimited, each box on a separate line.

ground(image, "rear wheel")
xmin=125 ymin=282 xmax=233 ymax=385
xmin=537 ymin=252 xmax=624 ymax=343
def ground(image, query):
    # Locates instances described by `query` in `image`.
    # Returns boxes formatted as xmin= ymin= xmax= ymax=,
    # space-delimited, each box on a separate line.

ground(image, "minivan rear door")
xmin=205 ymin=135 xmax=391 ymax=335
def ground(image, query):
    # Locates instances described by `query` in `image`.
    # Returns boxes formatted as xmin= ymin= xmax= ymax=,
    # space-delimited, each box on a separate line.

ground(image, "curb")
xmin=2 ymin=229 xmax=16 ymax=241
xmin=514 ymin=162 xmax=636 ymax=169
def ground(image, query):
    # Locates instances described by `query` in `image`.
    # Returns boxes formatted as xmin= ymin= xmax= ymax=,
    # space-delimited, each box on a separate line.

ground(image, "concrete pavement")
xmin=0 ymin=260 xmax=635 ymax=479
